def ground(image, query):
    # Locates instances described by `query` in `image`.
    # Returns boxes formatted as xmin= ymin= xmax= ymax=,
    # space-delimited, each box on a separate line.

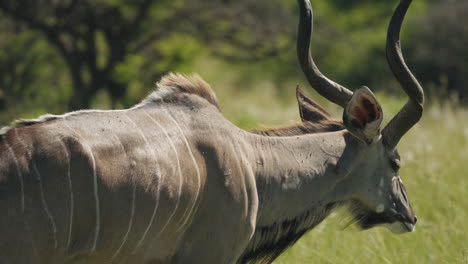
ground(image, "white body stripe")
xmin=62 ymin=120 xmax=100 ymax=251
xmin=111 ymin=184 xmax=137 ymax=260
xmin=162 ymin=108 xmax=201 ymax=231
xmin=14 ymin=131 xmax=58 ymax=249
xmin=143 ymin=110 xmax=183 ymax=236
xmin=105 ymin=130 xmax=136 ymax=259
xmin=3 ymin=141 xmax=39 ymax=258
xmin=4 ymin=142 xmax=25 ymax=213
xmin=125 ymin=114 xmax=162 ymax=254
xmin=55 ymin=138 xmax=74 ymax=248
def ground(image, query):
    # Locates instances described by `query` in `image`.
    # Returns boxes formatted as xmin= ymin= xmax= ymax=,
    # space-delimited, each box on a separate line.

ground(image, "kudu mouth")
xmin=348 ymin=200 xmax=417 ymax=233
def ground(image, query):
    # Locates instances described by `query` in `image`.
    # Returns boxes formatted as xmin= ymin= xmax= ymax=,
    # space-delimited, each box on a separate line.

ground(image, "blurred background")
xmin=0 ymin=0 xmax=467 ymax=122
xmin=0 ymin=0 xmax=466 ymax=263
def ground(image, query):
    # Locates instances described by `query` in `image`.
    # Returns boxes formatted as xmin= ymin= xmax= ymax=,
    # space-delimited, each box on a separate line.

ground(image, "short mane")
xmin=144 ymin=72 xmax=221 ymax=110
xmin=251 ymin=119 xmax=345 ymax=136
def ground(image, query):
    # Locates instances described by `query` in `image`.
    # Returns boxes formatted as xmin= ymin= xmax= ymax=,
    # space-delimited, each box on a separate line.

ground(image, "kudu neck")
xmin=246 ymin=130 xmax=365 ymax=225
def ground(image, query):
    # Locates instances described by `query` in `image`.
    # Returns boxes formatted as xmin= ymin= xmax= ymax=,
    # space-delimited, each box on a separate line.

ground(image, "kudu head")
xmin=296 ymin=0 xmax=422 ymax=233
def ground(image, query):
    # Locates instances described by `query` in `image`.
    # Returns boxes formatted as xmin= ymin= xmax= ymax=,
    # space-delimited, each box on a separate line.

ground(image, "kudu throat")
xmin=240 ymin=130 xmax=360 ymax=263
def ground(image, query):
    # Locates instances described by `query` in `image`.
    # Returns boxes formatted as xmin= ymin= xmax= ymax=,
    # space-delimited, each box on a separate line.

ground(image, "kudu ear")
xmin=296 ymin=86 xmax=332 ymax=123
xmin=343 ymin=87 xmax=383 ymax=144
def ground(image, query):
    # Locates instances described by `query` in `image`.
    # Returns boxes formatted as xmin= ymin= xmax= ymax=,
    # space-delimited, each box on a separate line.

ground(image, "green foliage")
xmin=0 ymin=18 xmax=70 ymax=124
xmin=1 ymin=0 xmax=465 ymax=123
xmin=0 ymin=0 xmax=291 ymax=112
xmin=407 ymin=0 xmax=468 ymax=103
xmin=113 ymin=32 xmax=206 ymax=107
xmin=248 ymin=0 xmax=431 ymax=98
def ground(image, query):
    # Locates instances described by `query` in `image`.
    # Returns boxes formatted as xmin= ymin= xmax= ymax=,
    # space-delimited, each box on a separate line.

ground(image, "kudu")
xmin=0 ymin=0 xmax=422 ymax=263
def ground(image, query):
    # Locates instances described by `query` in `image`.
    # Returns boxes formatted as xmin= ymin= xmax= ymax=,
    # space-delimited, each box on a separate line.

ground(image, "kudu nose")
xmin=413 ymin=215 xmax=418 ymax=224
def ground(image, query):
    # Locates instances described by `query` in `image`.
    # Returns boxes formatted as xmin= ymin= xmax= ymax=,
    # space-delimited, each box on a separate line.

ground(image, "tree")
xmin=0 ymin=0 xmax=292 ymax=110
xmin=0 ymin=17 xmax=68 ymax=123
xmin=409 ymin=0 xmax=468 ymax=103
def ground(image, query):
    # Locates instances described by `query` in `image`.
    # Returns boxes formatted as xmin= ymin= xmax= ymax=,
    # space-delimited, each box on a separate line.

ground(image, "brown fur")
xmin=251 ymin=119 xmax=345 ymax=137
xmin=148 ymin=72 xmax=221 ymax=110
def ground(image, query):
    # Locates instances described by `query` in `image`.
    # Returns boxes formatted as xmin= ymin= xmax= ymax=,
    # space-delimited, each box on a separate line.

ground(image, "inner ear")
xmin=343 ymin=87 xmax=383 ymax=143
xmin=350 ymin=96 xmax=382 ymax=127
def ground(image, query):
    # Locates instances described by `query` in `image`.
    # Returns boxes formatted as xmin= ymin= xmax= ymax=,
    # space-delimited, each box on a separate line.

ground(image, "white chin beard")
xmin=383 ymin=222 xmax=415 ymax=233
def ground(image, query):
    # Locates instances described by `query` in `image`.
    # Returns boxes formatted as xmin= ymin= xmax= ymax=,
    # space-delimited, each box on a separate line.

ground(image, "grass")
xmin=215 ymin=81 xmax=468 ymax=264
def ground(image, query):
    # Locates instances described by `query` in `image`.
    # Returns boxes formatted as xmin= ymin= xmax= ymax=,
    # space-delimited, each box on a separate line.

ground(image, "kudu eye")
xmin=390 ymin=159 xmax=401 ymax=171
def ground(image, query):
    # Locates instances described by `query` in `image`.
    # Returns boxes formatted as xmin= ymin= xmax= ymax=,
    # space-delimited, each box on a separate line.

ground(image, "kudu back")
xmin=0 ymin=0 xmax=422 ymax=263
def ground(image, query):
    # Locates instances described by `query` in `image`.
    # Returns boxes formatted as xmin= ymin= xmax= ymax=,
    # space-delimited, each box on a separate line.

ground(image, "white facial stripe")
xmin=4 ymin=142 xmax=25 ymax=213
xmin=383 ymin=221 xmax=414 ymax=233
xmin=55 ymin=137 xmax=74 ymax=249
xmin=126 ymin=114 xmax=162 ymax=254
xmin=62 ymin=121 xmax=100 ymax=251
xmin=163 ymin=108 xmax=201 ymax=232
xmin=143 ymin=110 xmax=183 ymax=237
xmin=370 ymin=134 xmax=382 ymax=144
xmin=404 ymin=222 xmax=415 ymax=232
xmin=14 ymin=130 xmax=58 ymax=249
